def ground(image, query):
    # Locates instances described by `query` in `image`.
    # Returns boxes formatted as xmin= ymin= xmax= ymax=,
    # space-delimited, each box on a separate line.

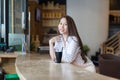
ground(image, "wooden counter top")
xmin=15 ymin=54 xmax=117 ymax=80
xmin=0 ymin=52 xmax=21 ymax=63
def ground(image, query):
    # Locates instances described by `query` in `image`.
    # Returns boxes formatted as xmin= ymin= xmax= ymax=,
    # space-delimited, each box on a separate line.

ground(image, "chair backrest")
xmin=106 ymin=47 xmax=114 ymax=54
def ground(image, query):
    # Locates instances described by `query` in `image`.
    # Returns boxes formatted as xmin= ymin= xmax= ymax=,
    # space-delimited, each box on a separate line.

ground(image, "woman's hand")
xmin=49 ymin=36 xmax=60 ymax=44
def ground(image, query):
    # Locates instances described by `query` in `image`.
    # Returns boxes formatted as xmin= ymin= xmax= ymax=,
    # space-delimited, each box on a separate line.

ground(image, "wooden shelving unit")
xmin=40 ymin=1 xmax=66 ymax=45
xmin=28 ymin=1 xmax=66 ymax=47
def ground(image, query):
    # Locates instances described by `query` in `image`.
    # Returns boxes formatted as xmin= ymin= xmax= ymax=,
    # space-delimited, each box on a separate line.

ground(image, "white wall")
xmin=67 ymin=0 xmax=109 ymax=56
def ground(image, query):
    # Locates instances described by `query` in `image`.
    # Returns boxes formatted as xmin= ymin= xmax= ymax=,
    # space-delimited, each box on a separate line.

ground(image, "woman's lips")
xmin=60 ymin=29 xmax=64 ymax=33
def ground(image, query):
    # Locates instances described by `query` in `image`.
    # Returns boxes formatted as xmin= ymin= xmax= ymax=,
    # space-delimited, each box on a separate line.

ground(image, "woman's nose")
xmin=61 ymin=24 xmax=64 ymax=28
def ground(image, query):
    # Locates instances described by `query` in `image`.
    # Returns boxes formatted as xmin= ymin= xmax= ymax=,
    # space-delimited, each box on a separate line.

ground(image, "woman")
xmin=49 ymin=15 xmax=96 ymax=72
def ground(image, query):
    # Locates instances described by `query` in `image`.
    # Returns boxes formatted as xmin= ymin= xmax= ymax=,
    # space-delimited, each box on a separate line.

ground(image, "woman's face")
xmin=58 ymin=18 xmax=68 ymax=35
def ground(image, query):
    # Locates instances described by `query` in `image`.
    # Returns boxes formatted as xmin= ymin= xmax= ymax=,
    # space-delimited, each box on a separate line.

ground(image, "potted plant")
xmin=30 ymin=42 xmax=35 ymax=51
xmin=83 ymin=44 xmax=90 ymax=55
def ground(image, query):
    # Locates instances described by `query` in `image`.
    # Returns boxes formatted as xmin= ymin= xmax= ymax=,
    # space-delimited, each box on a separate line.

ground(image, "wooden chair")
xmin=105 ymin=47 xmax=114 ymax=54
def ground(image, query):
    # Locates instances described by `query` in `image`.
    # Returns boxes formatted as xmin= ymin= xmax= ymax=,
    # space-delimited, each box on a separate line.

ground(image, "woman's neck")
xmin=62 ymin=34 xmax=68 ymax=42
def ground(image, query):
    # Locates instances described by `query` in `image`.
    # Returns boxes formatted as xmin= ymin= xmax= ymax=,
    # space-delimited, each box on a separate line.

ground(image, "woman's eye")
xmin=65 ymin=23 xmax=67 ymax=26
xmin=59 ymin=22 xmax=62 ymax=25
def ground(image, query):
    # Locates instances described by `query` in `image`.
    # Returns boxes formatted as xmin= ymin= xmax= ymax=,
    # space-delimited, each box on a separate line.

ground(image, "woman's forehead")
xmin=60 ymin=18 xmax=67 ymax=23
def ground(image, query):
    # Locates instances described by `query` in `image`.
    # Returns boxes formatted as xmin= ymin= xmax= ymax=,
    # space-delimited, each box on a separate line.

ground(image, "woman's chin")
xmin=60 ymin=32 xmax=64 ymax=34
xmin=60 ymin=32 xmax=66 ymax=34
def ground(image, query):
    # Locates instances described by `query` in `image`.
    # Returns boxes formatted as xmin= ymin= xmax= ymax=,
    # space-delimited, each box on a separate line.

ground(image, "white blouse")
xmin=54 ymin=35 xmax=95 ymax=72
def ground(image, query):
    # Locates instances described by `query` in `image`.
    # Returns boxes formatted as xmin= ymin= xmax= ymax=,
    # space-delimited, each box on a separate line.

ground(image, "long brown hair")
xmin=60 ymin=15 xmax=87 ymax=63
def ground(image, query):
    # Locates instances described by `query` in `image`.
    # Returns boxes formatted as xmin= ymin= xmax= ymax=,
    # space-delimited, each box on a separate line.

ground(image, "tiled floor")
xmin=1 ymin=58 xmax=16 ymax=73
xmin=2 ymin=63 xmax=16 ymax=73
xmin=96 ymin=66 xmax=99 ymax=73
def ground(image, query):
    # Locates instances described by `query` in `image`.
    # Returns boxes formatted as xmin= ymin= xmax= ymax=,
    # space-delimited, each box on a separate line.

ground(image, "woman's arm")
xmin=49 ymin=40 xmax=56 ymax=61
xmin=64 ymin=37 xmax=80 ymax=63
xmin=49 ymin=36 xmax=60 ymax=61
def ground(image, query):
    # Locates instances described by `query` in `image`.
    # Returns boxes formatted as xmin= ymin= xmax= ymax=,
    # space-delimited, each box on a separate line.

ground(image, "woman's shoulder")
xmin=69 ymin=36 xmax=78 ymax=41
